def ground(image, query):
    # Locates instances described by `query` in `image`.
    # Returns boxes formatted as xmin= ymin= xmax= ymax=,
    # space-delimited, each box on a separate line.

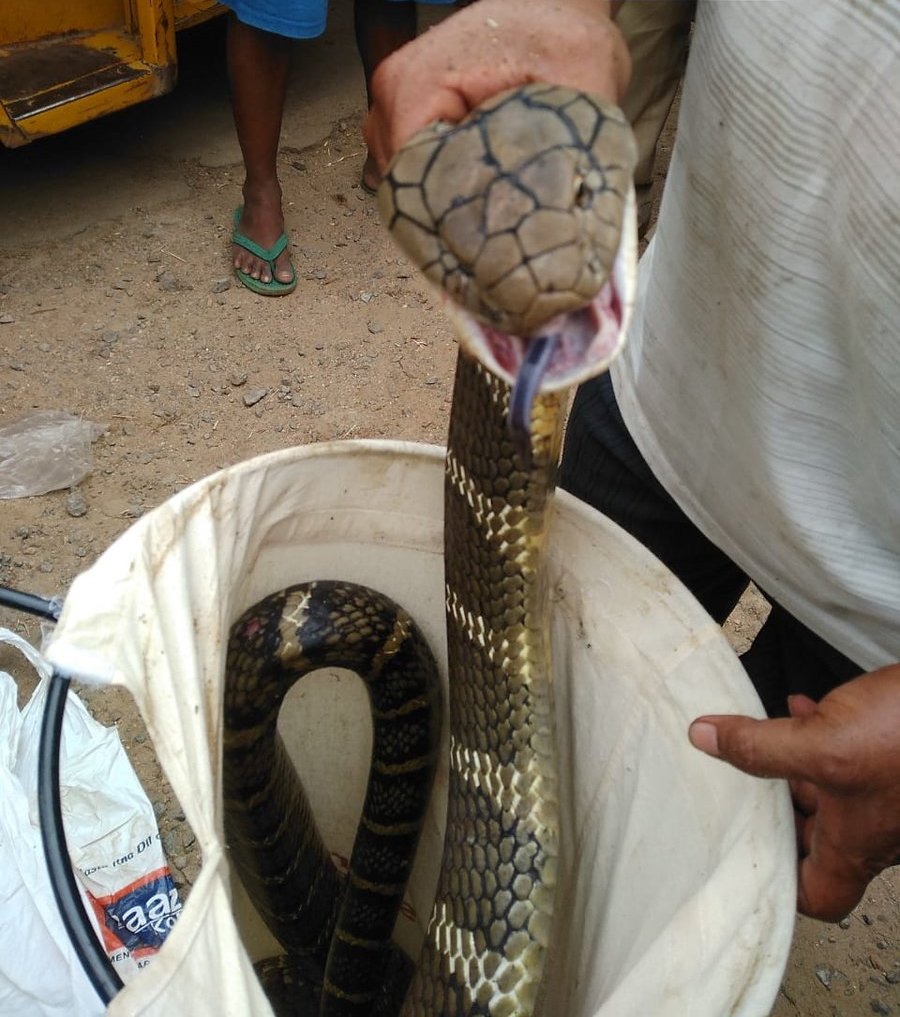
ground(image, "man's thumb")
xmin=688 ymin=714 xmax=813 ymax=781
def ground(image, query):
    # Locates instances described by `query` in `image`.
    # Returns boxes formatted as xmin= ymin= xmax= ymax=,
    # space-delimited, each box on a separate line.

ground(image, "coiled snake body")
xmin=224 ymin=84 xmax=636 ymax=1017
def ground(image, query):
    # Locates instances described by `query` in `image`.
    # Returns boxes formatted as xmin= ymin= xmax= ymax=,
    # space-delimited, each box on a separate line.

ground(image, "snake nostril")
xmin=574 ymin=176 xmax=592 ymax=209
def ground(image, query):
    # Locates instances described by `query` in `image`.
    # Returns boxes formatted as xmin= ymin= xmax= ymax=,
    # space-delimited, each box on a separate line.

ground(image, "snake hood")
xmin=378 ymin=83 xmax=638 ymax=396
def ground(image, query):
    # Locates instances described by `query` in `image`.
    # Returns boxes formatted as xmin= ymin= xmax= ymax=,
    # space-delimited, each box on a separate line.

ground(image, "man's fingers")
xmin=688 ymin=714 xmax=817 ymax=781
xmin=797 ymin=846 xmax=867 ymax=921
xmin=788 ymin=693 xmax=817 ymax=719
xmin=789 ymin=777 xmax=819 ymax=817
xmin=691 ymin=711 xmax=873 ymax=920
xmin=795 ymin=811 xmax=814 ymax=857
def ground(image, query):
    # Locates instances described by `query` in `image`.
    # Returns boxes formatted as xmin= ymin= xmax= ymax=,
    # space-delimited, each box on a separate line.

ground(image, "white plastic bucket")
xmin=45 ymin=441 xmax=795 ymax=1017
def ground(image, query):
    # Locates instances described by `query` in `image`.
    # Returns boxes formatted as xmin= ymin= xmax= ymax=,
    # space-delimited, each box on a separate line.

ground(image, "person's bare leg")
xmin=355 ymin=1 xmax=477 ymax=191
xmin=354 ymin=0 xmax=417 ymax=192
xmin=227 ymin=14 xmax=294 ymax=283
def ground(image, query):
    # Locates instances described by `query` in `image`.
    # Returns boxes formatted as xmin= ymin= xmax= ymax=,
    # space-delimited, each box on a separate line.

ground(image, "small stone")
xmin=870 ymin=1002 xmax=891 ymax=1016
xmin=230 ymin=371 xmax=248 ymax=387
xmin=815 ymin=966 xmax=834 ymax=989
xmin=38 ymin=342 xmax=51 ymax=353
xmin=0 ymin=313 xmax=14 ymax=324
xmin=134 ymin=733 xmax=146 ymax=744
xmin=158 ymin=271 xmax=180 ymax=292
xmin=839 ymin=917 xmax=852 ymax=929
xmin=162 ymin=830 xmax=182 ymax=857
xmin=65 ymin=490 xmax=88 ymax=517
xmin=147 ymin=252 xmax=162 ymax=263
xmin=367 ymin=320 xmax=383 ymax=335
xmin=211 ymin=278 xmax=231 ymax=293
xmin=875 ymin=937 xmax=890 ymax=950
xmin=886 ymin=969 xmax=900 ymax=985
xmin=292 ymin=159 xmax=307 ymax=172
xmin=102 ymin=330 xmax=119 ymax=344
xmin=243 ymin=388 xmax=267 ymax=407
xmin=39 ymin=561 xmax=53 ymax=574
xmin=181 ymin=856 xmax=202 ymax=886
xmin=359 ymin=291 xmax=374 ymax=303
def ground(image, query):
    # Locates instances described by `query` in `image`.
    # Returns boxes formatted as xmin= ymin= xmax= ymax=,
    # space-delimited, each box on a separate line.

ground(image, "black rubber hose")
xmin=0 ymin=585 xmax=62 ymax=621
xmin=37 ymin=670 xmax=123 ymax=1004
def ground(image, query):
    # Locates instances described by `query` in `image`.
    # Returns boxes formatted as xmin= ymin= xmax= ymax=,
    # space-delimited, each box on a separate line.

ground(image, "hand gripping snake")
xmin=223 ymin=84 xmax=637 ymax=1017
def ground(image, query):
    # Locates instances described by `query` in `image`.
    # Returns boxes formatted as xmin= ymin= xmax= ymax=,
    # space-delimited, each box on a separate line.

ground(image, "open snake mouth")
xmin=449 ymin=185 xmax=638 ymax=416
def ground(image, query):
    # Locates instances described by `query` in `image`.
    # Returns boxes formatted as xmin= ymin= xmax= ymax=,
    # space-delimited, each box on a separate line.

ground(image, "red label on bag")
xmin=87 ymin=866 xmax=183 ymax=962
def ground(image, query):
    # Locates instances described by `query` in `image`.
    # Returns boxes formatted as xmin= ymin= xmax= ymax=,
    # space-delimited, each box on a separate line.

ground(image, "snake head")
xmin=447 ymin=184 xmax=636 ymax=394
xmin=463 ymin=192 xmax=635 ymax=455
xmin=378 ymin=83 xmax=638 ymax=412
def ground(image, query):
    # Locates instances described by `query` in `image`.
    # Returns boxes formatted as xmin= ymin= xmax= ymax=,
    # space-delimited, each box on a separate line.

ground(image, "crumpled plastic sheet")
xmin=0 ymin=411 xmax=104 ymax=499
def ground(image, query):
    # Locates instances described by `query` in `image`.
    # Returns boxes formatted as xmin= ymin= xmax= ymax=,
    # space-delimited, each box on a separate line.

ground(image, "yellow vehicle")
xmin=0 ymin=0 xmax=223 ymax=148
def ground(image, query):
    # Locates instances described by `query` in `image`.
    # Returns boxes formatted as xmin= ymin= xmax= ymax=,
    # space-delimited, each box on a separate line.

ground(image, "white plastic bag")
xmin=0 ymin=411 xmax=103 ymax=499
xmin=0 ymin=670 xmax=101 ymax=1015
xmin=0 ymin=628 xmax=181 ymax=1015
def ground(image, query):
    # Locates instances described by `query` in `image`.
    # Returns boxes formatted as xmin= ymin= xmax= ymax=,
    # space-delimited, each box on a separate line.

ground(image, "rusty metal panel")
xmin=0 ymin=0 xmax=124 ymax=47
xmin=174 ymin=0 xmax=224 ymax=31
xmin=0 ymin=66 xmax=172 ymax=146
xmin=0 ymin=37 xmax=140 ymax=109
xmin=0 ymin=0 xmax=222 ymax=147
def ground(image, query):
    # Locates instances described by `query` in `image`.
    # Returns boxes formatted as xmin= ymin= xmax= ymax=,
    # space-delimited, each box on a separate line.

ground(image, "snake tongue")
xmin=508 ymin=333 xmax=560 ymax=456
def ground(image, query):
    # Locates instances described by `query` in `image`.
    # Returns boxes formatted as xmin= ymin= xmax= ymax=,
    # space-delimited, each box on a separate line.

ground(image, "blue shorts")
xmin=225 ymin=0 xmax=327 ymax=39
xmin=226 ymin=0 xmax=454 ymax=41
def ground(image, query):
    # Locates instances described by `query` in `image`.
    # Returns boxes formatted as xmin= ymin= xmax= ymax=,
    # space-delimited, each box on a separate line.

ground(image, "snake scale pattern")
xmin=224 ymin=83 xmax=636 ymax=1016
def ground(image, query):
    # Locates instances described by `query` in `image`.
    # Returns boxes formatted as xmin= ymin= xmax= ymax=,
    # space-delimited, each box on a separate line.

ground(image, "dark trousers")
xmin=559 ymin=373 xmax=861 ymax=717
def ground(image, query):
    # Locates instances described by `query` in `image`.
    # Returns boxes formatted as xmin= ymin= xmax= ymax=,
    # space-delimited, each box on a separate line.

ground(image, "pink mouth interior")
xmin=475 ymin=279 xmax=624 ymax=390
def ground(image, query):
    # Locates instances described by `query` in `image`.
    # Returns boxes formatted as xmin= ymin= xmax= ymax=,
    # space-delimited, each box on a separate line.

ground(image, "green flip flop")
xmin=231 ymin=206 xmax=297 ymax=296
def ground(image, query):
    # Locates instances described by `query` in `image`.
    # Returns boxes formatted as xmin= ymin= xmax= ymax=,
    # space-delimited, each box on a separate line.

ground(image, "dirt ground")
xmin=0 ymin=4 xmax=897 ymax=1015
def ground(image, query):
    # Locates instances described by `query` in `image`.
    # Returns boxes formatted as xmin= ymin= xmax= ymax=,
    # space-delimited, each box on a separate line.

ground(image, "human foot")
xmin=231 ymin=188 xmax=296 ymax=293
xmin=361 ymin=152 xmax=381 ymax=194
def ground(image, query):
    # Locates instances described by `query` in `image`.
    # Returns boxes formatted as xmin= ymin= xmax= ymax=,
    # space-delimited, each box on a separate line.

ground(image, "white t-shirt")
xmin=613 ymin=0 xmax=900 ymax=670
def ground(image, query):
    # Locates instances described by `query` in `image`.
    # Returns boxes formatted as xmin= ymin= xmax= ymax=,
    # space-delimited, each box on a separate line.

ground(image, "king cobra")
xmin=224 ymin=83 xmax=637 ymax=1017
